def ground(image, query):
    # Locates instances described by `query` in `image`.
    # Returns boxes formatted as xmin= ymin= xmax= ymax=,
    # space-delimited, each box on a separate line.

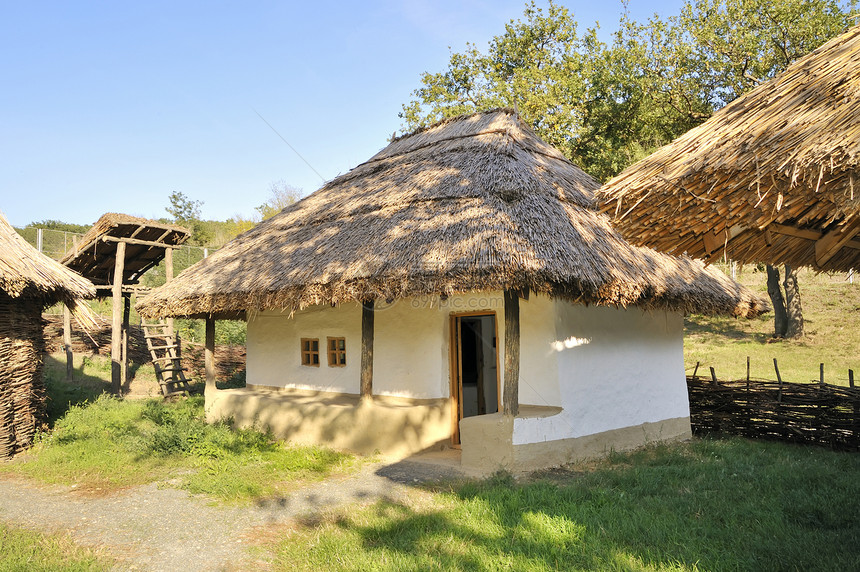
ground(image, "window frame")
xmin=300 ymin=338 xmax=320 ymax=367
xmin=327 ymin=336 xmax=347 ymax=367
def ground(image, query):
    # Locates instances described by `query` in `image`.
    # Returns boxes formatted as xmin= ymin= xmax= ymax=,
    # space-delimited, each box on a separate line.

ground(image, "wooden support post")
xmin=205 ymin=317 xmax=216 ymax=394
xmin=710 ymin=367 xmax=718 ymax=385
xmin=165 ymin=247 xmax=174 ymax=338
xmin=110 ymin=241 xmax=126 ymax=394
xmin=820 ymin=363 xmax=825 ymax=387
xmin=360 ymin=301 xmax=374 ymax=400
xmin=503 ymin=290 xmax=520 ymax=416
xmin=851 ymin=369 xmax=857 ymax=443
xmin=121 ymin=294 xmax=131 ymax=389
xmin=692 ymin=362 xmax=700 ymax=382
xmin=63 ymin=304 xmax=73 ymax=381
xmin=746 ymin=356 xmax=750 ymax=391
xmin=774 ymin=358 xmax=783 ymax=403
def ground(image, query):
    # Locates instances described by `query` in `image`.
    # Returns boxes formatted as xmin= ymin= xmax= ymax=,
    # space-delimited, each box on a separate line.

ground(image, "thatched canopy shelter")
xmin=0 ymin=210 xmax=95 ymax=458
xmin=60 ymin=213 xmax=190 ymax=394
xmin=598 ymin=26 xmax=860 ymax=271
xmin=61 ymin=213 xmax=190 ymax=289
xmin=138 ymin=109 xmax=765 ymax=321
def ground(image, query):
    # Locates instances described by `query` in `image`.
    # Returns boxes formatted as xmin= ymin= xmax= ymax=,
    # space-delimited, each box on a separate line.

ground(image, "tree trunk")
xmin=783 ymin=264 xmax=804 ymax=338
xmin=766 ymin=264 xmax=787 ymax=338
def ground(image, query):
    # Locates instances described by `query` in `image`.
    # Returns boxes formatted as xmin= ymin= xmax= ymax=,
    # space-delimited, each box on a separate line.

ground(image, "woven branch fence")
xmin=0 ymin=298 xmax=47 ymax=458
xmin=687 ymin=369 xmax=860 ymax=451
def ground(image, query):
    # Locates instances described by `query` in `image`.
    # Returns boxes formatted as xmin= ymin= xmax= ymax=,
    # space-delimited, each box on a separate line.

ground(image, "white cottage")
xmin=138 ymin=110 xmax=766 ymax=473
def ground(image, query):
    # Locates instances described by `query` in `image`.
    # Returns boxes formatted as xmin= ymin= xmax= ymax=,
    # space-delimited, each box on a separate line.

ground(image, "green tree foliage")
xmin=255 ymin=180 xmax=302 ymax=221
xmin=25 ymin=219 xmax=91 ymax=234
xmin=401 ymin=0 xmax=856 ymax=181
xmin=165 ymin=191 xmax=213 ymax=246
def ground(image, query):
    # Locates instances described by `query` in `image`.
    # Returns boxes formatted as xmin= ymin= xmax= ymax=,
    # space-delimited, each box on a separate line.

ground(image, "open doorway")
xmin=450 ymin=313 xmax=499 ymax=444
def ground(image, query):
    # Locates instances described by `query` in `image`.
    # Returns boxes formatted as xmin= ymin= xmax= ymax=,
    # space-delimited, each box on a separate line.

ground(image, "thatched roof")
xmin=0 ymin=210 xmax=95 ymax=305
xmin=598 ymin=25 xmax=860 ymax=271
xmin=61 ymin=213 xmax=190 ymax=286
xmin=137 ymin=109 xmax=766 ymax=320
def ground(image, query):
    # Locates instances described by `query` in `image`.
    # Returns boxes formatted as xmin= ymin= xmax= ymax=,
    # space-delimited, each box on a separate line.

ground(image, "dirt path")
xmin=0 ymin=457 xmax=466 ymax=571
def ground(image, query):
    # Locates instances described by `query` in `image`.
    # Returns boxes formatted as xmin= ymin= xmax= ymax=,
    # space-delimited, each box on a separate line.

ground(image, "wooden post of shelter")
xmin=110 ymin=240 xmax=126 ymax=394
xmin=165 ymin=247 xmax=174 ymax=338
xmin=360 ymin=300 xmax=374 ymax=400
xmin=204 ymin=316 xmax=216 ymax=394
xmin=503 ymin=289 xmax=520 ymax=416
xmin=121 ymin=293 xmax=131 ymax=389
xmin=63 ymin=304 xmax=73 ymax=380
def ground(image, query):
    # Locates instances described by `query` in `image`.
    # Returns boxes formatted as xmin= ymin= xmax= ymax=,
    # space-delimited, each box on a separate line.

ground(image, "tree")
xmin=783 ymin=265 xmax=804 ymax=338
xmin=255 ymin=180 xmax=302 ymax=221
xmin=165 ymin=191 xmax=212 ymax=246
xmin=165 ymin=191 xmax=203 ymax=225
xmin=401 ymin=0 xmax=856 ymax=181
xmin=766 ymin=264 xmax=788 ymax=338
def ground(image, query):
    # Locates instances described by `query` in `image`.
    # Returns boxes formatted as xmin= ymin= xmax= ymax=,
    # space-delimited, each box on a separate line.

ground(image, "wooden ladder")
xmin=141 ymin=321 xmax=191 ymax=396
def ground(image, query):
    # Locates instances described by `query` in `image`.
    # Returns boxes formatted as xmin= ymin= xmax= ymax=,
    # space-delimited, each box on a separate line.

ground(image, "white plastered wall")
xmin=246 ymin=303 xmax=362 ymax=394
xmin=245 ymin=292 xmax=507 ymax=400
xmin=246 ymin=292 xmax=688 ymax=450
xmin=512 ymin=300 xmax=689 ymax=446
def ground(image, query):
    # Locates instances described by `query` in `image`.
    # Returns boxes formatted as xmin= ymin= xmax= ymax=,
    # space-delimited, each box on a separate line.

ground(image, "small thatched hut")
xmin=0 ymin=211 xmax=95 ymax=458
xmin=138 ymin=110 xmax=766 ymax=472
xmin=598 ymin=26 xmax=860 ymax=271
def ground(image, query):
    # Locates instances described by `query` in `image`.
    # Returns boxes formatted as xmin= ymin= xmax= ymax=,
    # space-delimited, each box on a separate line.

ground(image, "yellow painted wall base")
xmin=205 ymin=387 xmax=452 ymax=458
xmin=460 ymin=414 xmax=692 ymax=474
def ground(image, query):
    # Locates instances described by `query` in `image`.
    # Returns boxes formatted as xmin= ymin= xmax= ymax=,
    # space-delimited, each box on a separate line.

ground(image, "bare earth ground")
xmin=0 ymin=455 xmax=466 ymax=571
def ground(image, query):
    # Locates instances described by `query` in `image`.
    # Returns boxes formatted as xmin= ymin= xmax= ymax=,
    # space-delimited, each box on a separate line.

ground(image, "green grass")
xmin=685 ymin=266 xmax=860 ymax=384
xmin=0 ymin=394 xmax=357 ymax=503
xmin=269 ymin=437 xmax=860 ymax=571
xmin=0 ymin=523 xmax=113 ymax=571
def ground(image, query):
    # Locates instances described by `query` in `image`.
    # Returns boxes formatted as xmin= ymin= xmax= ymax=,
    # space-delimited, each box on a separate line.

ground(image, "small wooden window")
xmin=301 ymin=338 xmax=319 ymax=367
xmin=327 ymin=337 xmax=346 ymax=367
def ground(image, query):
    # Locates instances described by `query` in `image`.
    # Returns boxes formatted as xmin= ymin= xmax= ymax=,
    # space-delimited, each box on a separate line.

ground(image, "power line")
xmin=252 ymin=108 xmax=326 ymax=183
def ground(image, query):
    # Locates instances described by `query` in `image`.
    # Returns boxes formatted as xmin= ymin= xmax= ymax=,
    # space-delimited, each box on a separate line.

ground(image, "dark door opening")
xmin=451 ymin=314 xmax=499 ymax=444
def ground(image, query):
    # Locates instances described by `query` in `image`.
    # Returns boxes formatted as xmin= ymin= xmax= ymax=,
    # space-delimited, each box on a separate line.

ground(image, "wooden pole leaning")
xmin=110 ymin=240 xmax=126 ymax=394
xmin=503 ymin=290 xmax=520 ymax=416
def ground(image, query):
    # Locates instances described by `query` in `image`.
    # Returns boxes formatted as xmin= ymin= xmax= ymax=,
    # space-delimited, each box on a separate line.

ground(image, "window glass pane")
xmin=311 ymin=340 xmax=318 ymax=351
xmin=338 ymin=339 xmax=345 ymax=350
xmin=312 ymin=354 xmax=319 ymax=365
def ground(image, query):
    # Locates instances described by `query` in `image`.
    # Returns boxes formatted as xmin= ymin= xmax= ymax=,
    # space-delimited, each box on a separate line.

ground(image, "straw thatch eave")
xmin=137 ymin=109 xmax=767 ymax=320
xmin=598 ymin=26 xmax=860 ymax=272
xmin=0 ymin=211 xmax=95 ymax=306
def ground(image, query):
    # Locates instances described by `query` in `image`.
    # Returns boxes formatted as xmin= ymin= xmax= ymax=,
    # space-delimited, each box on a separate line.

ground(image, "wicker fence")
xmin=687 ymin=371 xmax=860 ymax=451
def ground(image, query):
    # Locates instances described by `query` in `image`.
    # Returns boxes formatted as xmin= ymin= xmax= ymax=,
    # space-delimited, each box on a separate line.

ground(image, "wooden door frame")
xmin=448 ymin=311 xmax=501 ymax=446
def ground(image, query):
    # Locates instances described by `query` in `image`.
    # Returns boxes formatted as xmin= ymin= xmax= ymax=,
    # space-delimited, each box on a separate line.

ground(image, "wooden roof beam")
xmin=815 ymin=218 xmax=860 ymax=267
xmin=702 ymin=224 xmax=747 ymax=255
xmin=100 ymin=235 xmax=182 ymax=249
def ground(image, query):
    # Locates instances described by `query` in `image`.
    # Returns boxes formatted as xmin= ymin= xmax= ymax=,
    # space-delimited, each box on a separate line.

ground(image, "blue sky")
xmin=1 ymin=1 xmax=683 ymax=227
